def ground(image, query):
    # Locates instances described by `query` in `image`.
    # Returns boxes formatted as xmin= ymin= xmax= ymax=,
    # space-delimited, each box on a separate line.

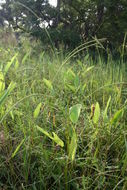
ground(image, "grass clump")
xmin=0 ymin=41 xmax=127 ymax=190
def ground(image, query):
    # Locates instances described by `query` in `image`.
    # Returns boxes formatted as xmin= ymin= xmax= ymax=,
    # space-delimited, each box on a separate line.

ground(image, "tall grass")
xmin=0 ymin=39 xmax=127 ymax=190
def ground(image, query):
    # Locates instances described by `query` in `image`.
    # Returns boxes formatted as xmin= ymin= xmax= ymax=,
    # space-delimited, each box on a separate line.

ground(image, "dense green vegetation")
xmin=0 ymin=1 xmax=127 ymax=189
xmin=0 ymin=0 xmax=127 ymax=49
xmin=0 ymin=37 xmax=127 ymax=189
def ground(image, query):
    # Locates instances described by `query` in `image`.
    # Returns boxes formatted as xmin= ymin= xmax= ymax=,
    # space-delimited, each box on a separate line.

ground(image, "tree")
xmin=0 ymin=0 xmax=127 ymax=49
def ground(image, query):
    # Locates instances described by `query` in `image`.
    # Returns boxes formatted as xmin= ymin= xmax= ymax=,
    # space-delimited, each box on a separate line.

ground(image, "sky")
xmin=49 ymin=0 xmax=57 ymax=7
xmin=0 ymin=0 xmax=57 ymax=7
xmin=0 ymin=0 xmax=5 ymax=4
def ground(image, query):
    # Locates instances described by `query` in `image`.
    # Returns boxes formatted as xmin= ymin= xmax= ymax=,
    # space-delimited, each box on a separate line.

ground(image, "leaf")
xmin=11 ymin=139 xmax=25 ymax=158
xmin=66 ymin=69 xmax=76 ymax=81
xmin=111 ymin=109 xmax=124 ymax=125
xmin=36 ymin=125 xmax=52 ymax=139
xmin=124 ymin=135 xmax=127 ymax=152
xmin=84 ymin=54 xmax=89 ymax=61
xmin=0 ymin=82 xmax=16 ymax=107
xmin=52 ymin=132 xmax=64 ymax=147
xmin=66 ymin=84 xmax=75 ymax=92
xmin=93 ymin=102 xmax=100 ymax=124
xmin=103 ymin=96 xmax=111 ymax=121
xmin=69 ymin=104 xmax=82 ymax=123
xmin=34 ymin=102 xmax=42 ymax=119
xmin=0 ymin=71 xmax=5 ymax=93
xmin=10 ymin=111 xmax=14 ymax=120
xmin=74 ymin=75 xmax=80 ymax=88
xmin=36 ymin=126 xmax=64 ymax=147
xmin=81 ymin=83 xmax=86 ymax=92
xmin=121 ymin=135 xmax=127 ymax=175
xmin=43 ymin=78 xmax=53 ymax=90
xmin=14 ymin=58 xmax=19 ymax=70
xmin=85 ymin=66 xmax=94 ymax=73
xmin=64 ymin=69 xmax=75 ymax=85
xmin=82 ymin=66 xmax=94 ymax=76
xmin=69 ymin=129 xmax=77 ymax=161
xmin=22 ymin=52 xmax=30 ymax=64
xmin=4 ymin=53 xmax=18 ymax=75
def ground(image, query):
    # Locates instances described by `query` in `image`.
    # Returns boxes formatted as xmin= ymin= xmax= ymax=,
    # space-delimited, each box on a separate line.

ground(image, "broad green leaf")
xmin=4 ymin=53 xmax=18 ymax=75
xmin=0 ymin=71 xmax=5 ymax=93
xmin=52 ymin=132 xmax=64 ymax=147
xmin=103 ymin=96 xmax=111 ymax=121
xmin=43 ymin=78 xmax=53 ymax=90
xmin=34 ymin=102 xmax=42 ymax=119
xmin=69 ymin=104 xmax=82 ymax=123
xmin=93 ymin=102 xmax=100 ymax=124
xmin=69 ymin=129 xmax=77 ymax=161
xmin=0 ymin=82 xmax=16 ymax=107
xmin=111 ymin=109 xmax=124 ymax=125
xmin=11 ymin=139 xmax=25 ymax=158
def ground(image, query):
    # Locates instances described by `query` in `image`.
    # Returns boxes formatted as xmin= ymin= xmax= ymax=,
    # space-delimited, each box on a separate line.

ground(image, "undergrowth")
xmin=0 ymin=39 xmax=127 ymax=190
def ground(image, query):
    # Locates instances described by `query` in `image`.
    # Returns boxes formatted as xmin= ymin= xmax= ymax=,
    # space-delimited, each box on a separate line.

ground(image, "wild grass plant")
xmin=0 ymin=39 xmax=127 ymax=190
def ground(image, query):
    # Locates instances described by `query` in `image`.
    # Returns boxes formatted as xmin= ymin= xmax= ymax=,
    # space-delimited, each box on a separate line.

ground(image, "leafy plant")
xmin=69 ymin=104 xmax=82 ymax=124
xmin=0 ymin=82 xmax=16 ymax=107
xmin=36 ymin=125 xmax=64 ymax=147
xmin=68 ymin=128 xmax=77 ymax=162
xmin=68 ymin=104 xmax=82 ymax=162
xmin=93 ymin=102 xmax=100 ymax=124
xmin=43 ymin=78 xmax=53 ymax=90
xmin=33 ymin=102 xmax=42 ymax=119
xmin=111 ymin=109 xmax=124 ymax=126
xmin=103 ymin=96 xmax=111 ymax=122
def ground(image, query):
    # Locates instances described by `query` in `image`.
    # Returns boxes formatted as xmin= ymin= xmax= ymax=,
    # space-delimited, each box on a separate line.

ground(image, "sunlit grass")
xmin=0 ymin=39 xmax=127 ymax=190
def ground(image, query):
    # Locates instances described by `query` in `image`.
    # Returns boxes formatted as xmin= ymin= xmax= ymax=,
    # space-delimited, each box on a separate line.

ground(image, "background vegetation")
xmin=0 ymin=0 xmax=127 ymax=50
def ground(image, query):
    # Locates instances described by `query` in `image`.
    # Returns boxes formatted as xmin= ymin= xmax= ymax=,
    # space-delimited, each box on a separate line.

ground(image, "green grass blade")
xmin=69 ymin=129 xmax=77 ymax=161
xmin=103 ymin=96 xmax=111 ymax=121
xmin=34 ymin=103 xmax=42 ymax=119
xmin=4 ymin=54 xmax=18 ymax=75
xmin=93 ymin=102 xmax=100 ymax=124
xmin=11 ymin=139 xmax=25 ymax=158
xmin=0 ymin=82 xmax=16 ymax=107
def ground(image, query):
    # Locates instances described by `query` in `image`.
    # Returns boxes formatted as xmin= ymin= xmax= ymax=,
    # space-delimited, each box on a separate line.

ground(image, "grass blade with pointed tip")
xmin=69 ymin=129 xmax=77 ymax=161
xmin=11 ymin=139 xmax=25 ymax=158
xmin=36 ymin=126 xmax=64 ymax=147
xmin=4 ymin=54 xmax=18 ymax=75
xmin=0 ymin=82 xmax=16 ymax=107
xmin=52 ymin=132 xmax=64 ymax=147
xmin=43 ymin=78 xmax=53 ymax=90
xmin=111 ymin=109 xmax=124 ymax=125
xmin=93 ymin=102 xmax=100 ymax=124
xmin=36 ymin=125 xmax=52 ymax=139
xmin=34 ymin=102 xmax=42 ymax=119
xmin=103 ymin=96 xmax=111 ymax=121
xmin=0 ymin=71 xmax=5 ymax=93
